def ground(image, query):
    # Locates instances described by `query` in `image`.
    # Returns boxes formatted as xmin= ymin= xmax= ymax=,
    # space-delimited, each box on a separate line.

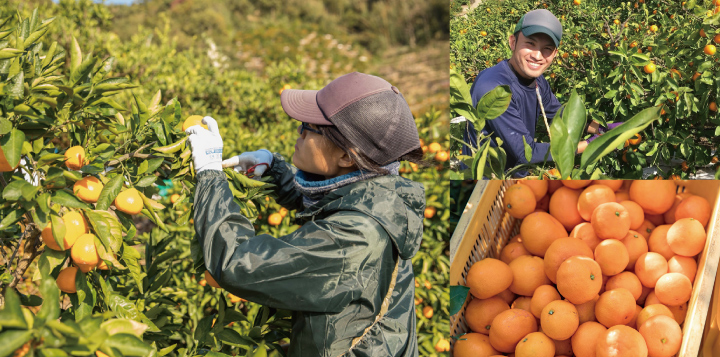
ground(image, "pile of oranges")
xmin=455 ymin=180 xmax=710 ymax=357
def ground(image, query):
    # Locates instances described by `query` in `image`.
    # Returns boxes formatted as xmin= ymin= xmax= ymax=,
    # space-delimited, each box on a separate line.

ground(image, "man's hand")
xmin=185 ymin=116 xmax=223 ymax=172
xmin=221 ymin=150 xmax=274 ymax=177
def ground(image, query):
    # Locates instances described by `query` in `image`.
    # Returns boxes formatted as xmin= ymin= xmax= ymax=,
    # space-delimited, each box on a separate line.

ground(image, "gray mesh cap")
xmin=280 ymin=72 xmax=421 ymax=166
xmin=514 ymin=9 xmax=563 ymax=47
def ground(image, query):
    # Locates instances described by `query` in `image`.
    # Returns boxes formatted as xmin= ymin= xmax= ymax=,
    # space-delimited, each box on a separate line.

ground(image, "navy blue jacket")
xmin=462 ymin=60 xmax=561 ymax=172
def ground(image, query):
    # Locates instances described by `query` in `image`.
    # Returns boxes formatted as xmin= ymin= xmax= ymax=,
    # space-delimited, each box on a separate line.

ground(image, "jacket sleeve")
xmin=193 ymin=170 xmax=381 ymax=313
xmin=265 ymin=152 xmax=304 ymax=212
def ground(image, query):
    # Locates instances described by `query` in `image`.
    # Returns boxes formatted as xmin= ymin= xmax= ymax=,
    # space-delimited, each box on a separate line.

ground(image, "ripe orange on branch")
xmin=56 ymin=266 xmax=79 ymax=294
xmin=643 ymin=63 xmax=656 ymax=74
xmin=64 ymin=146 xmax=86 ymax=170
xmin=268 ymin=212 xmax=283 ymax=226
xmin=43 ymin=211 xmax=89 ymax=251
xmin=114 ymin=188 xmax=143 ymax=215
xmin=71 ymin=233 xmax=100 ymax=272
xmin=705 ymin=44 xmax=716 ymax=56
xmin=73 ymin=176 xmax=104 ymax=203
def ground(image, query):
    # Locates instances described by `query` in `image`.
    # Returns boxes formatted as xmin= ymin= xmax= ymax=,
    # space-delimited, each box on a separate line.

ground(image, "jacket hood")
xmin=295 ymin=175 xmax=425 ymax=260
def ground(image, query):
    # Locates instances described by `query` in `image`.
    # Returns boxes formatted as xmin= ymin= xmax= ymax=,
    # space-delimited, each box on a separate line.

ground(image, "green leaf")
xmin=449 ymin=69 xmax=472 ymax=106
xmin=95 ymin=174 xmax=123 ymax=211
xmin=135 ymin=175 xmax=157 ymax=188
xmin=106 ymin=293 xmax=159 ymax=332
xmin=550 ymin=91 xmax=586 ymax=179
xmin=0 ymin=330 xmax=33 ymax=357
xmin=194 ymin=315 xmax=214 ymax=343
xmin=51 ymin=190 xmax=91 ymax=210
xmin=0 ymin=129 xmax=25 ymax=170
xmin=36 ymin=274 xmax=60 ymax=324
xmin=449 ymin=285 xmax=470 ymax=316
xmin=216 ymin=329 xmax=254 ymax=347
xmin=101 ymin=333 xmax=153 ymax=356
xmin=476 ymin=85 xmax=512 ymax=121
xmin=0 ymin=209 xmax=25 ymax=230
xmin=472 ymin=139 xmax=491 ymax=179
xmin=74 ymin=270 xmax=94 ymax=321
xmin=522 ymin=136 xmax=532 ymax=164
xmin=148 ymin=268 xmax=172 ymax=293
xmin=0 ymin=289 xmax=28 ymax=329
xmin=85 ymin=210 xmax=123 ymax=252
xmin=581 ymin=106 xmax=661 ymax=168
xmin=2 ymin=180 xmax=33 ymax=201
xmin=0 ymin=118 xmax=11 ymax=135
xmin=42 ymin=41 xmax=57 ymax=68
xmin=69 ymin=36 xmax=81 ymax=72
xmin=49 ymin=213 xmax=66 ymax=251
xmin=100 ymin=319 xmax=148 ymax=338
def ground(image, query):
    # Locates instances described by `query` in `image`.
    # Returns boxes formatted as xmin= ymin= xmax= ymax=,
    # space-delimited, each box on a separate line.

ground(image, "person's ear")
xmin=509 ymin=34 xmax=516 ymax=51
xmin=338 ymin=150 xmax=356 ymax=169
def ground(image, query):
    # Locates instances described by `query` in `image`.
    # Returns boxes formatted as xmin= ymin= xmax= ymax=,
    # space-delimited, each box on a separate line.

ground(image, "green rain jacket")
xmin=193 ymin=154 xmax=424 ymax=357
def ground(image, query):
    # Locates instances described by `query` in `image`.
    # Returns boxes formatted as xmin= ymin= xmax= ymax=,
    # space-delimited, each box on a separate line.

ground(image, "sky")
xmin=51 ymin=0 xmax=136 ymax=4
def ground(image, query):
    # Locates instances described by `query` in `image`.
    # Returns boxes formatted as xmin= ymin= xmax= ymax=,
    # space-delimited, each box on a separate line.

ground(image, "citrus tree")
xmin=450 ymin=0 xmax=720 ymax=179
xmin=0 ymin=2 xmax=451 ymax=356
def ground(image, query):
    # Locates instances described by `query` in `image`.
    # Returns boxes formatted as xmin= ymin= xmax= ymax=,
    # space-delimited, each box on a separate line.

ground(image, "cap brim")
xmin=521 ymin=26 xmax=560 ymax=48
xmin=280 ymin=89 xmax=334 ymax=126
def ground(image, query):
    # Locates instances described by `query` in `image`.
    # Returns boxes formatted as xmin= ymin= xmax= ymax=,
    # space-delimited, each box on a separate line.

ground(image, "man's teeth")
xmin=527 ymin=61 xmax=541 ymax=69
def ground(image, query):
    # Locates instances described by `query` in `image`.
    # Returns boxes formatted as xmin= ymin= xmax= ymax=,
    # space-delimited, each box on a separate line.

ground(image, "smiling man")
xmin=462 ymin=9 xmax=591 ymax=176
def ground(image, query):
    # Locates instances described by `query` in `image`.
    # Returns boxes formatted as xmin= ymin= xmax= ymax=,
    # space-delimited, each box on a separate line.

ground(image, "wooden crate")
xmin=449 ymin=180 xmax=720 ymax=357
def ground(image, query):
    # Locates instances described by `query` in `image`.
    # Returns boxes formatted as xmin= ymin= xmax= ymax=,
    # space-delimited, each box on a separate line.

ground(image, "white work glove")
xmin=185 ymin=116 xmax=223 ymax=172
xmin=221 ymin=149 xmax=273 ymax=177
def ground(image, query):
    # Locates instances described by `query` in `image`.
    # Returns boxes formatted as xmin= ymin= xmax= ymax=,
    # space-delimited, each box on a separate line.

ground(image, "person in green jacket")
xmin=185 ymin=72 xmax=426 ymax=357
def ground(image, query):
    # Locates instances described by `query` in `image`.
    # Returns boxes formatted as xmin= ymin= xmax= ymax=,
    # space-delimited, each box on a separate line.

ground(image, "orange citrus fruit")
xmin=424 ymin=207 xmax=436 ymax=219
xmin=591 ymin=202 xmax=631 ymax=240
xmin=466 ymin=258 xmax=513 ymax=299
xmin=56 ymin=266 xmax=78 ymax=294
xmin=453 ymin=333 xmax=499 ymax=357
xmin=64 ymin=146 xmax=86 ymax=170
xmin=674 ymin=195 xmax=711 ymax=227
xmin=504 ymin=183 xmax=537 ymax=219
xmin=268 ymin=212 xmax=283 ymax=226
xmin=634 ymin=252 xmax=669 ymax=288
xmin=638 ymin=315 xmax=682 ymax=357
xmin=515 ymin=331 xmax=555 ymax=357
xmin=705 ymin=44 xmax=717 ymax=55
xmin=508 ymin=255 xmax=550 ymax=296
xmin=182 ymin=115 xmax=208 ymax=131
xmin=643 ymin=63 xmax=656 ymax=74
xmin=465 ymin=296 xmax=510 ymax=334
xmin=73 ymin=176 xmax=104 ymax=203
xmin=595 ymin=288 xmax=637 ymax=327
xmin=519 ymin=212 xmax=567 ymax=257
xmin=114 ymin=188 xmax=143 ymax=215
xmin=629 ymin=181 xmax=676 ymax=215
xmin=71 ymin=233 xmax=100 ymax=272
xmin=572 ymin=321 xmax=607 ymax=357
xmin=549 ymin=186 xmax=583 ymax=231
xmin=596 ymin=325 xmax=648 ymax=357
xmin=170 ymin=193 xmax=181 ymax=204
xmin=543 ymin=237 xmax=594 ymax=284
xmin=556 ymin=256 xmax=602 ymax=305
xmin=666 ymin=218 xmax=706 ymax=257
xmin=541 ymin=300 xmax=580 ymax=340
xmin=489 ymin=308 xmax=538 ymax=353
xmin=654 ymin=272 xmax=692 ymax=306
